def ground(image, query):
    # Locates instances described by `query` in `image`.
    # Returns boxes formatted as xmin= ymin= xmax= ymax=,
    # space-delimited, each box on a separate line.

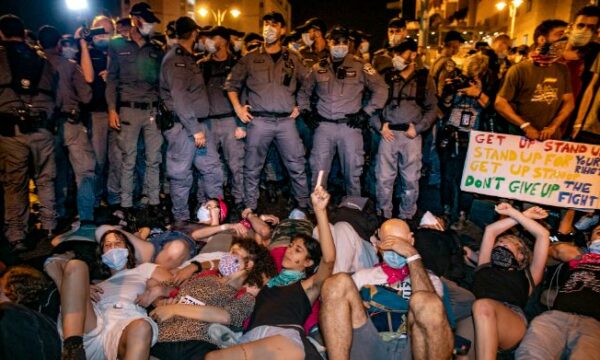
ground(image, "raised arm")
xmin=303 ymin=186 xmax=335 ymax=303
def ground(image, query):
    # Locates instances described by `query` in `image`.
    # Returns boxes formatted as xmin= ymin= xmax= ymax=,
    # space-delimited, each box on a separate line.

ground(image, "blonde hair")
xmin=462 ymin=53 xmax=489 ymax=78
xmin=496 ymin=234 xmax=532 ymax=269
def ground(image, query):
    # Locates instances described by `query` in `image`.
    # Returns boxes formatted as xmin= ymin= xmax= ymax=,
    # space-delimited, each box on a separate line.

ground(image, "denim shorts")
xmin=503 ymin=302 xmax=528 ymax=326
xmin=350 ymin=317 xmax=411 ymax=360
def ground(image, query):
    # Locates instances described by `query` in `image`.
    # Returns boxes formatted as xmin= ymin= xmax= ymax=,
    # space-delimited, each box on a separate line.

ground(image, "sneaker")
xmin=208 ymin=323 xmax=241 ymax=348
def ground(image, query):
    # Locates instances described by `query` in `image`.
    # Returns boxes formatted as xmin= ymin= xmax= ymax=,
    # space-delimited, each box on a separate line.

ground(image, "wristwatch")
xmin=191 ymin=261 xmax=203 ymax=273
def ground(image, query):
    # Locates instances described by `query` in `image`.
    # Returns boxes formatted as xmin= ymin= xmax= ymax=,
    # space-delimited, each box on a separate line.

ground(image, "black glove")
xmin=346 ymin=109 xmax=370 ymax=129
xmin=301 ymin=109 xmax=319 ymax=130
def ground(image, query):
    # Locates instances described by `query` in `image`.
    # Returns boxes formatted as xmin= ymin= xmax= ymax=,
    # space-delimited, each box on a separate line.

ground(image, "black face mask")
xmin=491 ymin=246 xmax=520 ymax=270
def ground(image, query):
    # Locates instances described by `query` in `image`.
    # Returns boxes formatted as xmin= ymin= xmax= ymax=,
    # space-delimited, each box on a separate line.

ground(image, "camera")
xmin=444 ymin=74 xmax=471 ymax=94
xmin=81 ymin=25 xmax=107 ymax=42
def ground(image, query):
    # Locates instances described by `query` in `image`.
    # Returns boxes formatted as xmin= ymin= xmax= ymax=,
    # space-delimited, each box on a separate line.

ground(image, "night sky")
xmin=0 ymin=0 xmax=399 ymax=49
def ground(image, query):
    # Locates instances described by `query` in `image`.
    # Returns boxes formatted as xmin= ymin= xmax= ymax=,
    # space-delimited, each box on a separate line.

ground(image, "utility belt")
xmin=57 ymin=109 xmax=82 ymax=124
xmin=317 ymin=113 xmax=349 ymax=124
xmin=118 ymin=101 xmax=159 ymax=110
xmin=250 ymin=111 xmax=290 ymax=118
xmin=197 ymin=112 xmax=235 ymax=122
xmin=0 ymin=110 xmax=50 ymax=137
xmin=387 ymin=123 xmax=410 ymax=131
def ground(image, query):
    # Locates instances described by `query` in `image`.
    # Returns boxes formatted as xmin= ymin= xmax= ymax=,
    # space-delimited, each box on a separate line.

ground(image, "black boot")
xmin=61 ymin=336 xmax=85 ymax=360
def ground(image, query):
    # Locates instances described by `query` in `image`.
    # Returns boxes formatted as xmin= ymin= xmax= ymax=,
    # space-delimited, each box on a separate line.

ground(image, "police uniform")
xmin=199 ymin=54 xmax=244 ymax=207
xmin=224 ymin=46 xmax=310 ymax=210
xmin=0 ymin=40 xmax=57 ymax=246
xmin=299 ymin=46 xmax=329 ymax=69
xmin=160 ymin=44 xmax=223 ymax=222
xmin=106 ymin=35 xmax=164 ymax=209
xmin=374 ymin=68 xmax=437 ymax=219
xmin=298 ymin=54 xmax=387 ymax=195
xmin=372 ymin=48 xmax=393 ymax=75
xmin=45 ymin=48 xmax=95 ymax=223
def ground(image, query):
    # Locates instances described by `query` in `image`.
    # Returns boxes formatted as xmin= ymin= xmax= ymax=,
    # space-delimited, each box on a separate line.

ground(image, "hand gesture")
xmin=99 ymin=70 xmax=108 ymax=82
xmin=90 ymin=284 xmax=104 ymax=302
xmin=458 ymin=82 xmax=482 ymax=98
xmin=494 ymin=202 xmax=518 ymax=216
xmin=241 ymin=208 xmax=254 ymax=219
xmin=290 ymin=106 xmax=300 ymax=119
xmin=150 ymin=305 xmax=177 ymax=323
xmin=173 ymin=264 xmax=197 ymax=286
xmin=523 ymin=126 xmax=539 ymax=140
xmin=381 ymin=123 xmax=395 ymax=142
xmin=405 ymin=123 xmax=417 ymax=139
xmin=539 ymin=126 xmax=557 ymax=141
xmin=193 ymin=131 xmax=206 ymax=148
xmin=230 ymin=223 xmax=249 ymax=237
xmin=379 ymin=235 xmax=416 ymax=258
xmin=523 ymin=206 xmax=548 ymax=220
xmin=235 ymin=105 xmax=253 ymax=123
xmin=311 ymin=186 xmax=331 ymax=212
xmin=108 ymin=110 xmax=120 ymax=130
xmin=234 ymin=127 xmax=247 ymax=140
xmin=135 ymin=285 xmax=164 ymax=307
xmin=260 ymin=214 xmax=280 ymax=225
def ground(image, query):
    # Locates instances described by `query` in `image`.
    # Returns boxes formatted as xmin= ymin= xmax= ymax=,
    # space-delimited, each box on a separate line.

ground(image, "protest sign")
xmin=461 ymin=131 xmax=600 ymax=209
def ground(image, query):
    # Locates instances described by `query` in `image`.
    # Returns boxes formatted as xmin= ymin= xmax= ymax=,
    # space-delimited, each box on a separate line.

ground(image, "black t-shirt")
xmin=270 ymin=51 xmax=282 ymax=64
xmin=82 ymin=46 xmax=109 ymax=112
xmin=473 ymin=263 xmax=531 ymax=309
xmin=247 ymin=281 xmax=311 ymax=331
xmin=414 ymin=229 xmax=455 ymax=278
xmin=553 ymin=254 xmax=600 ymax=321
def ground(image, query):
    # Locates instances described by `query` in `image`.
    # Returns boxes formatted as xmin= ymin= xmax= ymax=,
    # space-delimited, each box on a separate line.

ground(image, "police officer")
xmin=374 ymin=39 xmax=437 ymax=220
xmin=0 ymin=14 xmax=57 ymax=252
xmin=297 ymin=17 xmax=329 ymax=68
xmin=106 ymin=2 xmax=163 ymax=218
xmin=242 ymin=32 xmax=263 ymax=55
xmin=38 ymin=25 xmax=96 ymax=239
xmin=198 ymin=25 xmax=245 ymax=212
xmin=225 ymin=11 xmax=310 ymax=212
xmin=298 ymin=25 xmax=387 ymax=196
xmin=372 ymin=17 xmax=407 ymax=75
xmin=160 ymin=17 xmax=224 ymax=224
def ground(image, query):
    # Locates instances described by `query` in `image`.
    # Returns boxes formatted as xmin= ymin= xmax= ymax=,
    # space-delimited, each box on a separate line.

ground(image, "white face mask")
xmin=139 ymin=21 xmax=156 ymax=36
xmin=389 ymin=34 xmax=403 ymax=47
xmin=589 ymin=240 xmax=600 ymax=254
xmin=359 ymin=41 xmax=369 ymax=54
xmin=195 ymin=39 xmax=206 ymax=52
xmin=330 ymin=44 xmax=348 ymax=60
xmin=61 ymin=47 xmax=78 ymax=60
xmin=205 ymin=38 xmax=217 ymax=54
xmin=302 ymin=32 xmax=314 ymax=47
xmin=102 ymin=248 xmax=129 ymax=271
xmin=263 ymin=25 xmax=279 ymax=44
xmin=392 ymin=54 xmax=408 ymax=71
xmin=197 ymin=205 xmax=211 ymax=222
xmin=233 ymin=39 xmax=243 ymax=52
xmin=568 ymin=28 xmax=593 ymax=47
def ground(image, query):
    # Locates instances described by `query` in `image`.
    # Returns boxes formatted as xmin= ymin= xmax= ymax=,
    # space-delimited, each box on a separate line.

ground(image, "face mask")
xmin=166 ymin=38 xmax=177 ymax=47
xmin=233 ymin=39 xmax=242 ymax=52
xmin=491 ymin=246 xmax=519 ymax=269
xmin=263 ymin=25 xmax=279 ymax=44
xmin=383 ymin=250 xmax=407 ymax=269
xmin=102 ymin=248 xmax=129 ymax=270
xmin=589 ymin=240 xmax=600 ymax=254
xmin=194 ymin=39 xmax=206 ymax=52
xmin=389 ymin=34 xmax=403 ymax=47
xmin=197 ymin=205 xmax=211 ymax=222
xmin=289 ymin=208 xmax=307 ymax=220
xmin=93 ymin=36 xmax=110 ymax=49
xmin=267 ymin=269 xmax=306 ymax=288
xmin=392 ymin=54 xmax=408 ymax=71
xmin=219 ymin=253 xmax=243 ymax=276
xmin=530 ymin=41 xmax=563 ymax=65
xmin=61 ymin=47 xmax=78 ymax=60
xmin=301 ymin=33 xmax=314 ymax=47
xmin=359 ymin=41 xmax=369 ymax=54
xmin=330 ymin=44 xmax=348 ymax=60
xmin=139 ymin=21 xmax=155 ymax=36
xmin=205 ymin=38 xmax=217 ymax=54
xmin=568 ymin=28 xmax=593 ymax=47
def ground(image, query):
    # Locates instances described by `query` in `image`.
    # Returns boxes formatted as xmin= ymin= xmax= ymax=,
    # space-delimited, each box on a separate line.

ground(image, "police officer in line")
xmin=372 ymin=17 xmax=408 ymax=75
xmin=225 ymin=11 xmax=310 ymax=213
xmin=160 ymin=17 xmax=224 ymax=224
xmin=298 ymin=25 xmax=387 ymax=196
xmin=38 ymin=25 xmax=96 ymax=240
xmin=373 ymin=39 xmax=437 ymax=220
xmin=0 ymin=14 xmax=57 ymax=253
xmin=297 ymin=17 xmax=329 ymax=69
xmin=242 ymin=32 xmax=263 ymax=55
xmin=198 ymin=25 xmax=245 ymax=212
xmin=106 ymin=2 xmax=164 ymax=218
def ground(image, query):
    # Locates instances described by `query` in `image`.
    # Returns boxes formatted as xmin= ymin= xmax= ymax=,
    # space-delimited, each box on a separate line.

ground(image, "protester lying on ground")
xmin=471 ymin=203 xmax=550 ymax=359
xmin=516 ymin=224 xmax=600 ymax=358
xmin=44 ymin=228 xmax=173 ymax=360
xmin=205 ymin=186 xmax=335 ymax=360
xmin=319 ymin=218 xmax=454 ymax=360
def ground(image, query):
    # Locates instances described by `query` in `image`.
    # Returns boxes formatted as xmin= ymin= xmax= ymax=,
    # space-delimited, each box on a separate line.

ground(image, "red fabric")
xmin=568 ymin=253 xmax=600 ymax=269
xmin=270 ymin=246 xmax=320 ymax=333
xmin=379 ymin=263 xmax=410 ymax=284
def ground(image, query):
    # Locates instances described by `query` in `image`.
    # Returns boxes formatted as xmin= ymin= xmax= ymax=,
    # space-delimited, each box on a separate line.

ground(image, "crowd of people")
xmin=0 ymin=1 xmax=599 ymax=359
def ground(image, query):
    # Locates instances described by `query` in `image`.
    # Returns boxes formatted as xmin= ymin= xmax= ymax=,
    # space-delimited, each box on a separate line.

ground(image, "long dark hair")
xmin=292 ymin=233 xmax=322 ymax=274
xmin=98 ymin=230 xmax=137 ymax=275
xmin=232 ymin=237 xmax=277 ymax=288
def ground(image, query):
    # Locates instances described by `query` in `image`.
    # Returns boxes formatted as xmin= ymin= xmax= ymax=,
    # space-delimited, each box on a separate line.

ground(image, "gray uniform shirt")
xmin=379 ymin=69 xmax=438 ymax=133
xmin=45 ymin=49 xmax=92 ymax=113
xmin=160 ymin=44 xmax=208 ymax=135
xmin=298 ymin=55 xmax=388 ymax=119
xmin=224 ymin=47 xmax=308 ymax=113
xmin=105 ymin=35 xmax=163 ymax=111
xmin=0 ymin=41 xmax=55 ymax=117
xmin=198 ymin=55 xmax=236 ymax=116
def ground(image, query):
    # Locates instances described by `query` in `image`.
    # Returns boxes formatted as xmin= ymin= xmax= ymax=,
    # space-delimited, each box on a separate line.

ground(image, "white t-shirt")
xmin=96 ymin=262 xmax=158 ymax=312
xmin=352 ymin=266 xmax=444 ymax=297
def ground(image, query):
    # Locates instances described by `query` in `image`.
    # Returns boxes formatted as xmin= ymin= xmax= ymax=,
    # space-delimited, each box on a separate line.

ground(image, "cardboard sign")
xmin=461 ymin=131 xmax=600 ymax=209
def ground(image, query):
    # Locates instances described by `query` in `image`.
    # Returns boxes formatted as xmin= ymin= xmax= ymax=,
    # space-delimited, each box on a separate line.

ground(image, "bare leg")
xmin=205 ymin=335 xmax=304 ymax=360
xmin=472 ymin=299 xmax=527 ymax=360
xmin=118 ymin=319 xmax=153 ymax=360
xmin=320 ymin=273 xmax=369 ymax=360
xmin=61 ymin=259 xmax=97 ymax=338
xmin=408 ymin=291 xmax=453 ymax=360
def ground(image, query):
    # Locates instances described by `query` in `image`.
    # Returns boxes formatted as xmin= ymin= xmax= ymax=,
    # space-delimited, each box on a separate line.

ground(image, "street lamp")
xmin=197 ymin=6 xmax=241 ymax=26
xmin=65 ymin=0 xmax=88 ymax=11
xmin=496 ymin=0 xmax=523 ymax=39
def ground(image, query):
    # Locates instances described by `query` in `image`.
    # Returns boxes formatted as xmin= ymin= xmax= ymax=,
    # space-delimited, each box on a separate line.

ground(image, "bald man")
xmin=320 ymin=219 xmax=453 ymax=360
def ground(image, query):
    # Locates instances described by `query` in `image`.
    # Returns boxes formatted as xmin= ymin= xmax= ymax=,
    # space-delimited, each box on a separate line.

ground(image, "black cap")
xmin=228 ymin=28 xmax=245 ymax=38
xmin=205 ymin=26 xmax=230 ymax=40
xmin=349 ymin=29 xmax=371 ymax=42
xmin=166 ymin=20 xmax=176 ymax=39
xmin=388 ymin=17 xmax=406 ymax=29
xmin=175 ymin=16 xmax=199 ymax=37
xmin=389 ymin=38 xmax=418 ymax=53
xmin=297 ymin=17 xmax=327 ymax=34
xmin=129 ymin=2 xmax=161 ymax=24
xmin=262 ymin=11 xmax=286 ymax=26
xmin=243 ymin=32 xmax=263 ymax=44
xmin=444 ymin=30 xmax=465 ymax=43
xmin=116 ymin=18 xmax=132 ymax=27
xmin=326 ymin=25 xmax=350 ymax=41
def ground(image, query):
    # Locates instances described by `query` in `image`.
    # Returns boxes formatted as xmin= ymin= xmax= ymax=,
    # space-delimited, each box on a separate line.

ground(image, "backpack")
xmin=0 ymin=42 xmax=45 ymax=96
xmin=360 ymin=283 xmax=410 ymax=335
xmin=384 ymin=68 xmax=430 ymax=110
